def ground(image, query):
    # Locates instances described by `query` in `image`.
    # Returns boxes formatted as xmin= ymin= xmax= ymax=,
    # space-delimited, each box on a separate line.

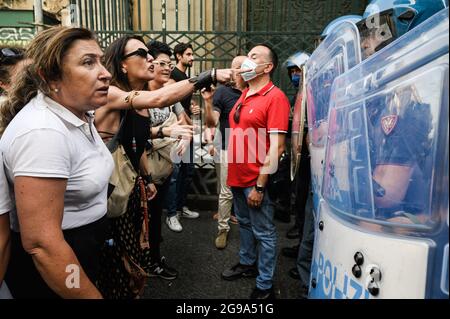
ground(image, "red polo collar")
xmin=242 ymin=81 xmax=276 ymax=99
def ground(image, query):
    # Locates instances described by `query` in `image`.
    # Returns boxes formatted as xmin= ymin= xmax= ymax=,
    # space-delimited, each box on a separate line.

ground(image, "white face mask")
xmin=240 ymin=58 xmax=269 ymax=82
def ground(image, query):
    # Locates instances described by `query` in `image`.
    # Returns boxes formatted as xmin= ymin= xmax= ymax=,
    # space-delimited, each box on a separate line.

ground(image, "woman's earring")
xmin=53 ymin=88 xmax=59 ymax=93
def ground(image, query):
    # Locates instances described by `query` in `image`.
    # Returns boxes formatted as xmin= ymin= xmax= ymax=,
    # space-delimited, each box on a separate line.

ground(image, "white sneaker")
xmin=179 ymin=206 xmax=200 ymax=219
xmin=166 ymin=216 xmax=183 ymax=232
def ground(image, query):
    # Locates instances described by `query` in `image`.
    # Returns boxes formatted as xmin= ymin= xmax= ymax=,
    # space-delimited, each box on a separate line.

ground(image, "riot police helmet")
xmin=357 ymin=0 xmax=447 ymax=59
xmin=284 ymin=51 xmax=310 ymax=88
xmin=315 ymin=15 xmax=363 ymax=47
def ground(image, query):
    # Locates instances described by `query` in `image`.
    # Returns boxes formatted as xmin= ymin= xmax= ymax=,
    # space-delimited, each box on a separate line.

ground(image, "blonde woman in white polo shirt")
xmin=0 ymin=27 xmax=113 ymax=299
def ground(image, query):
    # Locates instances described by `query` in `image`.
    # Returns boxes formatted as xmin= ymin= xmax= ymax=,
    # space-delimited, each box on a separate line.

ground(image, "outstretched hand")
xmin=216 ymin=68 xmax=251 ymax=85
xmin=167 ymin=120 xmax=193 ymax=140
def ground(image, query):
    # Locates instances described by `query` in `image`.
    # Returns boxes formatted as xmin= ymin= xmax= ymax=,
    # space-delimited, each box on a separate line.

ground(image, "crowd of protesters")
xmin=0 ymin=24 xmax=304 ymax=300
xmin=0 ymin=26 xmax=239 ymax=299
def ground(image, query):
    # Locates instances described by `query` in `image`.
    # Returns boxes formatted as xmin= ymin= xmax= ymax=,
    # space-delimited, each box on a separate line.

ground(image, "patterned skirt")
xmin=97 ymin=177 xmax=151 ymax=299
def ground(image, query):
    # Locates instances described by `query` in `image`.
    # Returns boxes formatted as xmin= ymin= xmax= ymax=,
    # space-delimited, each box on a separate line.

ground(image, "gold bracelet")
xmin=125 ymin=90 xmax=140 ymax=109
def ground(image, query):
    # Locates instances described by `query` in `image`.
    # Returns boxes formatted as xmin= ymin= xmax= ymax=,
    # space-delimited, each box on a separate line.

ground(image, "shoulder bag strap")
xmin=106 ymin=110 xmax=128 ymax=153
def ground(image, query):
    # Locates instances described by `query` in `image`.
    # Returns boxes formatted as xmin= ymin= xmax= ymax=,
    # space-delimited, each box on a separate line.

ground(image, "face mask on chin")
xmin=241 ymin=58 xmax=270 ymax=82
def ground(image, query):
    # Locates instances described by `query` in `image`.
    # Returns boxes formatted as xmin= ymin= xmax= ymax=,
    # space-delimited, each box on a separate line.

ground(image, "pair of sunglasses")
xmin=152 ymin=60 xmax=175 ymax=70
xmin=0 ymin=48 xmax=24 ymax=63
xmin=233 ymin=102 xmax=243 ymax=124
xmin=122 ymin=48 xmax=151 ymax=60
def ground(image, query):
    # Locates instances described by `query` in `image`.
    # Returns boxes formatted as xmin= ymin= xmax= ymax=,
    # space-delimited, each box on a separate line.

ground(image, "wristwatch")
xmin=255 ymin=185 xmax=265 ymax=194
xmin=157 ymin=126 xmax=165 ymax=139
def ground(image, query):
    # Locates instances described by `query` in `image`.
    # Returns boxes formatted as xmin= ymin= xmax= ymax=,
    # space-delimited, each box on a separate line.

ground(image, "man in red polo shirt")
xmin=221 ymin=44 xmax=290 ymax=299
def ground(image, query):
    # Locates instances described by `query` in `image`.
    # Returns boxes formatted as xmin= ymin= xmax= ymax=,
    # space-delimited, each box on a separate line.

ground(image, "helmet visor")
xmin=358 ymin=10 xmax=396 ymax=59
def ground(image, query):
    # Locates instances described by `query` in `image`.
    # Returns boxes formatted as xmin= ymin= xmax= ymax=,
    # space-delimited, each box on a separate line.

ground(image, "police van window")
xmin=322 ymin=67 xmax=445 ymax=231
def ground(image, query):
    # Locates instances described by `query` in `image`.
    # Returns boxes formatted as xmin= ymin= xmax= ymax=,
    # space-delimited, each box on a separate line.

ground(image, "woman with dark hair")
xmin=0 ymin=150 xmax=12 ymax=299
xmin=96 ymin=35 xmax=163 ymax=299
xmin=0 ymin=47 xmax=26 ymax=101
xmin=0 ymin=46 xmax=27 ymax=299
xmin=95 ymin=35 xmax=237 ymax=299
xmin=0 ymin=26 xmax=113 ymax=298
xmin=145 ymin=40 xmax=188 ymax=279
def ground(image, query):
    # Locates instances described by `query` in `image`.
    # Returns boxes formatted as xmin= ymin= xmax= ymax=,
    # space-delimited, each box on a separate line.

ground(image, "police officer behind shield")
xmin=271 ymin=52 xmax=310 ymax=227
xmin=356 ymin=0 xmax=447 ymax=223
xmin=287 ymin=16 xmax=362 ymax=297
xmin=281 ymin=51 xmax=310 ymax=250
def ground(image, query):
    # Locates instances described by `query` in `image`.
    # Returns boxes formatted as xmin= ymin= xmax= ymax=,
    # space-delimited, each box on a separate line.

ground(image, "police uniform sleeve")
xmin=376 ymin=101 xmax=432 ymax=167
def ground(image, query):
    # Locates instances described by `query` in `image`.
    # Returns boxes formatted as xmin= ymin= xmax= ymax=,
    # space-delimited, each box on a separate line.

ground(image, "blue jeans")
xmin=165 ymin=162 xmax=195 ymax=218
xmin=231 ymin=187 xmax=277 ymax=290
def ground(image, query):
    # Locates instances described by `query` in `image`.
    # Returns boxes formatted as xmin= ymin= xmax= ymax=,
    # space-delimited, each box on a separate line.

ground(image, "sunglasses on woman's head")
xmin=122 ymin=48 xmax=150 ymax=60
xmin=0 ymin=48 xmax=23 ymax=63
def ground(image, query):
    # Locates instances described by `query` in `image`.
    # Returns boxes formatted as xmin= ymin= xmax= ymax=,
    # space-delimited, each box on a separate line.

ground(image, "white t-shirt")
xmin=0 ymin=282 xmax=12 ymax=299
xmin=0 ymin=152 xmax=12 ymax=216
xmin=0 ymin=92 xmax=114 ymax=231
xmin=149 ymin=102 xmax=184 ymax=126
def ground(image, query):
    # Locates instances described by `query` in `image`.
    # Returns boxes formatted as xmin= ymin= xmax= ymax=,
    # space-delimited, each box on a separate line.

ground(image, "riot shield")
xmin=310 ymin=8 xmax=449 ymax=299
xmin=305 ymin=21 xmax=362 ymax=211
xmin=290 ymin=65 xmax=307 ymax=181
